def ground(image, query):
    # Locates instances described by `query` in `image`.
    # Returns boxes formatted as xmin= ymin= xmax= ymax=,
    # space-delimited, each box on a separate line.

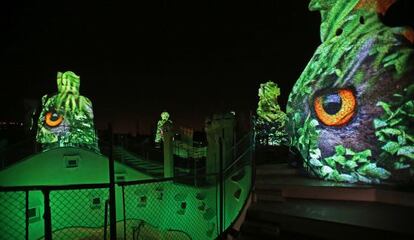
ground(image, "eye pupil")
xmin=45 ymin=111 xmax=63 ymax=127
xmin=313 ymin=89 xmax=356 ymax=127
xmin=323 ymin=94 xmax=342 ymax=115
xmin=51 ymin=113 xmax=60 ymax=121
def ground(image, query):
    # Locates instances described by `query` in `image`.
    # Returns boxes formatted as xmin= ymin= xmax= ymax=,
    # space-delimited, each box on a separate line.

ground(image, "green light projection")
xmin=14 ymin=72 xmax=252 ymax=240
xmin=286 ymin=0 xmax=414 ymax=184
xmin=0 ymin=146 xmax=252 ymax=240
xmin=36 ymin=71 xmax=99 ymax=152
xmin=155 ymin=111 xmax=172 ymax=143
xmin=255 ymin=81 xmax=287 ymax=146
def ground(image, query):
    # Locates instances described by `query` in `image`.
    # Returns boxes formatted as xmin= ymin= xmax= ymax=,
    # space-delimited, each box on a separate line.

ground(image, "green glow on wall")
xmin=155 ymin=111 xmax=172 ymax=143
xmin=0 ymin=146 xmax=252 ymax=240
xmin=255 ymin=81 xmax=287 ymax=146
xmin=36 ymin=71 xmax=99 ymax=152
xmin=286 ymin=0 xmax=414 ymax=184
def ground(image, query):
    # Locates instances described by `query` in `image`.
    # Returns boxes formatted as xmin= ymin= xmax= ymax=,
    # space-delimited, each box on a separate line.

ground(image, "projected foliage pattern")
xmin=286 ymin=0 xmax=414 ymax=183
xmin=255 ymin=81 xmax=287 ymax=146
xmin=155 ymin=111 xmax=172 ymax=143
xmin=36 ymin=71 xmax=99 ymax=152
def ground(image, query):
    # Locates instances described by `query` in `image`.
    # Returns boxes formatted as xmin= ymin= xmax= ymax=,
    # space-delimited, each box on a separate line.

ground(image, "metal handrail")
xmin=223 ymin=145 xmax=253 ymax=175
xmin=224 ymin=131 xmax=252 ymax=155
xmin=223 ymin=131 xmax=254 ymax=173
xmin=0 ymin=182 xmax=110 ymax=192
xmin=0 ymin=127 xmax=255 ymax=240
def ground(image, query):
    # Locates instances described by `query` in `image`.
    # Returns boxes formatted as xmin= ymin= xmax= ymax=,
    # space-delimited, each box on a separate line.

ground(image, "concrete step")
xmin=245 ymin=199 xmax=414 ymax=239
xmin=255 ymin=174 xmax=360 ymax=188
xmin=238 ymin=235 xmax=258 ymax=240
xmin=254 ymin=180 xmax=382 ymax=203
xmin=256 ymin=163 xmax=299 ymax=176
xmin=255 ymin=189 xmax=285 ymax=202
xmin=240 ymin=220 xmax=280 ymax=239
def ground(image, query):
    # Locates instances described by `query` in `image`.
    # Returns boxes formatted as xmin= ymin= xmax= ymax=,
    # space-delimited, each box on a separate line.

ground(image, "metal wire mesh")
xmin=221 ymin=132 xmax=254 ymax=229
xmin=0 ymin=191 xmax=26 ymax=240
xmin=49 ymin=188 xmax=109 ymax=240
xmin=0 ymin=130 xmax=254 ymax=240
xmin=223 ymin=154 xmax=253 ymax=229
xmin=122 ymin=177 xmax=219 ymax=240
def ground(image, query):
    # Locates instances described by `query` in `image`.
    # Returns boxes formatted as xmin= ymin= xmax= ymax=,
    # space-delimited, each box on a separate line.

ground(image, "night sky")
xmin=1 ymin=1 xmax=413 ymax=134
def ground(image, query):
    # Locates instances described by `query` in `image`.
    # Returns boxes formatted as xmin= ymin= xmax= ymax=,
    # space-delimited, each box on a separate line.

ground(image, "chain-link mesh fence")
xmin=222 ymin=143 xmax=253 ymax=229
xmin=49 ymin=188 xmax=109 ymax=240
xmin=121 ymin=175 xmax=219 ymax=240
xmin=171 ymin=136 xmax=208 ymax=188
xmin=0 ymin=191 xmax=26 ymax=240
xmin=0 ymin=130 xmax=254 ymax=240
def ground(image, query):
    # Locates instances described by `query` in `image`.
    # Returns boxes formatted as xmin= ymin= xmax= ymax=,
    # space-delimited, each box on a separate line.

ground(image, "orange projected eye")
xmin=45 ymin=111 xmax=63 ymax=127
xmin=314 ymin=89 xmax=356 ymax=126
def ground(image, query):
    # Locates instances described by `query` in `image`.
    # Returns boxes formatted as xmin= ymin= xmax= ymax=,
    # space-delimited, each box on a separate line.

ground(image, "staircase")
xmin=113 ymin=146 xmax=190 ymax=178
xmin=113 ymin=146 xmax=164 ymax=178
xmin=239 ymin=164 xmax=290 ymax=239
xmin=239 ymin=163 xmax=414 ymax=240
xmin=252 ymin=164 xmax=292 ymax=204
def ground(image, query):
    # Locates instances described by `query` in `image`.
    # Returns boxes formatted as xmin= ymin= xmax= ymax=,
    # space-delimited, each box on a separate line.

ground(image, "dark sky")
xmin=1 ymin=1 xmax=413 ymax=134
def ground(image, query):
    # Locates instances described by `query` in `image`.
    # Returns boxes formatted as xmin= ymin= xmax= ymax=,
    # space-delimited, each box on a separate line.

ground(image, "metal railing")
xmin=0 ymin=131 xmax=254 ymax=240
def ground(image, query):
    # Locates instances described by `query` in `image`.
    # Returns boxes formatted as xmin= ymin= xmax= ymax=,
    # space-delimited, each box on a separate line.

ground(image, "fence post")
xmin=104 ymin=200 xmax=109 ymax=240
xmin=108 ymin=123 xmax=117 ymax=239
xmin=163 ymin=122 xmax=174 ymax=178
xmin=122 ymin=186 xmax=127 ymax=240
xmin=42 ymin=189 xmax=52 ymax=240
xmin=218 ymin=137 xmax=224 ymax=239
xmin=25 ymin=190 xmax=29 ymax=240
